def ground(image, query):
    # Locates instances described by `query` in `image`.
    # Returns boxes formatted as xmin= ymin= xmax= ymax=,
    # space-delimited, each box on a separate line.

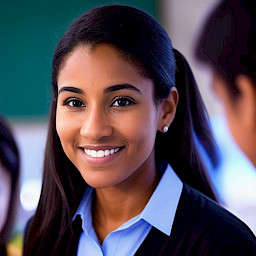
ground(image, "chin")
xmin=80 ymin=173 xmax=119 ymax=189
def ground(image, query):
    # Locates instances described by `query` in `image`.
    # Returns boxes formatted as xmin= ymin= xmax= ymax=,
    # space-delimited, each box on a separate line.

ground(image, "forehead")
xmin=57 ymin=44 xmax=152 ymax=90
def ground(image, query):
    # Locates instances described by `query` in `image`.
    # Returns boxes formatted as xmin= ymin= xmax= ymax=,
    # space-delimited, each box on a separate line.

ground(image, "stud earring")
xmin=162 ymin=125 xmax=168 ymax=133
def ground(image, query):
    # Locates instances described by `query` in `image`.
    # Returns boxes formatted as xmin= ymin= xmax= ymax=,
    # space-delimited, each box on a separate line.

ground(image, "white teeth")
xmin=84 ymin=147 xmax=121 ymax=158
xmin=91 ymin=150 xmax=97 ymax=157
xmin=97 ymin=150 xmax=104 ymax=158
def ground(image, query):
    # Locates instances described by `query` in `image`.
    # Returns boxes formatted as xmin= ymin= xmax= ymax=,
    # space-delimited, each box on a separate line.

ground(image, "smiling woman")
xmin=23 ymin=4 xmax=256 ymax=256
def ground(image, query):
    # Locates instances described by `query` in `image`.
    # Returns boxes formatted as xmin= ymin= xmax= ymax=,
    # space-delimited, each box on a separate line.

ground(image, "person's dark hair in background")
xmin=0 ymin=116 xmax=20 ymax=256
xmin=195 ymin=0 xmax=256 ymax=167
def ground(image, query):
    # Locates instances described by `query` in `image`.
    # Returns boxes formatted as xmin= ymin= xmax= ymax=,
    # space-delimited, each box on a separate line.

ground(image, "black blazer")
xmin=23 ymin=184 xmax=256 ymax=255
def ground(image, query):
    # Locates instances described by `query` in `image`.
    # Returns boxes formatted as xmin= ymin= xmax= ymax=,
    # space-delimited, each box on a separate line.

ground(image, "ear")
xmin=213 ymin=73 xmax=256 ymax=131
xmin=235 ymin=75 xmax=256 ymax=131
xmin=157 ymin=87 xmax=179 ymax=132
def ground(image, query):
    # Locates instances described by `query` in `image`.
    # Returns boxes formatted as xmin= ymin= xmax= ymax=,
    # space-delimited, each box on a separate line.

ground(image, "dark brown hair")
xmin=195 ymin=0 xmax=256 ymax=99
xmin=24 ymin=5 xmax=219 ymax=255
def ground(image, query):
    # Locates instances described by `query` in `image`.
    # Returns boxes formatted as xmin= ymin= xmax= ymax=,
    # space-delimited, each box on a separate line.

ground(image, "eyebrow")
xmin=104 ymin=84 xmax=141 ymax=94
xmin=58 ymin=86 xmax=83 ymax=95
xmin=58 ymin=84 xmax=142 ymax=95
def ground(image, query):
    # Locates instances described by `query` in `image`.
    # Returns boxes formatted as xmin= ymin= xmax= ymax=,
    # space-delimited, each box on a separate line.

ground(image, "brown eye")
xmin=64 ymin=98 xmax=85 ymax=108
xmin=111 ymin=97 xmax=135 ymax=107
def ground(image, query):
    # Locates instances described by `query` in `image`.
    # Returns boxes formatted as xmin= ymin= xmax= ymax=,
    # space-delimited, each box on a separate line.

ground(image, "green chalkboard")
xmin=0 ymin=0 xmax=157 ymax=117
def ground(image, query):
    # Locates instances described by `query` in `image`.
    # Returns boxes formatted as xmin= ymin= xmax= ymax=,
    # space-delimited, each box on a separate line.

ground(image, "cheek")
xmin=56 ymin=110 xmax=76 ymax=149
xmin=56 ymin=111 xmax=66 ymax=142
xmin=121 ymin=109 xmax=158 ymax=152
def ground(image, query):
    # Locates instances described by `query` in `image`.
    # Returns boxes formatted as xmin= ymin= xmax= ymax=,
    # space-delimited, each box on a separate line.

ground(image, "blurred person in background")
xmin=196 ymin=0 xmax=256 ymax=233
xmin=0 ymin=116 xmax=21 ymax=256
xmin=196 ymin=0 xmax=256 ymax=168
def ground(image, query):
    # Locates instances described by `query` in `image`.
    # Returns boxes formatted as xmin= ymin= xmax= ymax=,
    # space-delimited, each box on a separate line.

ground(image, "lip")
xmin=78 ymin=145 xmax=125 ymax=165
xmin=80 ymin=145 xmax=123 ymax=151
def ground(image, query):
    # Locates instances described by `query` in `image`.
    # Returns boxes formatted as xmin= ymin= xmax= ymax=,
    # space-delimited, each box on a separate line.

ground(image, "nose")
xmin=80 ymin=105 xmax=113 ymax=141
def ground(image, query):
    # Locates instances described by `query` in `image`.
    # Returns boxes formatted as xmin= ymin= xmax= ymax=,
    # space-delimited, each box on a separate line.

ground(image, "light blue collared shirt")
xmin=74 ymin=164 xmax=183 ymax=256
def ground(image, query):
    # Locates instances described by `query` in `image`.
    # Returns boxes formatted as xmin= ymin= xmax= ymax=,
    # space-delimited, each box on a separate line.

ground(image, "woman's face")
xmin=56 ymin=44 xmax=164 ymax=189
xmin=0 ymin=163 xmax=11 ymax=232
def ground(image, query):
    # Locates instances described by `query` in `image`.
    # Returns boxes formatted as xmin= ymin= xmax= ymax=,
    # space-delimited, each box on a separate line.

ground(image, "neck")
xmin=92 ymin=162 xmax=160 ymax=243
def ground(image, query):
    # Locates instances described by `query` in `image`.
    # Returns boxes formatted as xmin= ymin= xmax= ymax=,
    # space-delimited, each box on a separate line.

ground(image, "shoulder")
xmin=183 ymin=184 xmax=254 ymax=238
xmin=137 ymin=184 xmax=256 ymax=255
xmin=172 ymin=184 xmax=256 ymax=254
xmin=182 ymin=184 xmax=255 ymax=238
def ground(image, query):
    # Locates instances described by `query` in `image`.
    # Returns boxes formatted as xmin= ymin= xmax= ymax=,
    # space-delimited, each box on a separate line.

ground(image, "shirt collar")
xmin=73 ymin=163 xmax=183 ymax=236
xmin=140 ymin=163 xmax=183 ymax=235
xmin=73 ymin=186 xmax=94 ymax=233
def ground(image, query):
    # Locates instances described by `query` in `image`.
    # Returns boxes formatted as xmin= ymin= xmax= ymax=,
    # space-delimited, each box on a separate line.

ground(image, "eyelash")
xmin=62 ymin=96 xmax=135 ymax=109
xmin=63 ymin=98 xmax=85 ymax=108
xmin=111 ymin=96 xmax=136 ymax=107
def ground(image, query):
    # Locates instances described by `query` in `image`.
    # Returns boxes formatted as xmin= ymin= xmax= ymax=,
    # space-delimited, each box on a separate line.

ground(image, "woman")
xmin=195 ymin=0 xmax=256 ymax=168
xmin=23 ymin=5 xmax=256 ymax=255
xmin=195 ymin=0 xmax=256 ymax=235
xmin=0 ymin=116 xmax=20 ymax=256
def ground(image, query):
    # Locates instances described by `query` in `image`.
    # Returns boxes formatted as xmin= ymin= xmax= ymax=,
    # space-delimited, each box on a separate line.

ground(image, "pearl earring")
xmin=162 ymin=125 xmax=168 ymax=133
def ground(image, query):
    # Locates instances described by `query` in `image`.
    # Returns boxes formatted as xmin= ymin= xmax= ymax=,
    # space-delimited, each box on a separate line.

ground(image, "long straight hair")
xmin=24 ymin=5 xmax=219 ymax=255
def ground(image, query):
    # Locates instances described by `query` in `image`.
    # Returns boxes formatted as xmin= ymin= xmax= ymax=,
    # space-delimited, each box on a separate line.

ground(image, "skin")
xmin=213 ymin=73 xmax=256 ymax=167
xmin=0 ymin=163 xmax=11 ymax=232
xmin=56 ymin=44 xmax=178 ymax=243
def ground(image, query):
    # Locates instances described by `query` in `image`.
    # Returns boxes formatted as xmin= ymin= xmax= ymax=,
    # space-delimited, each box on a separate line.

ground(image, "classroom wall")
xmin=1 ymin=0 xmax=157 ymax=118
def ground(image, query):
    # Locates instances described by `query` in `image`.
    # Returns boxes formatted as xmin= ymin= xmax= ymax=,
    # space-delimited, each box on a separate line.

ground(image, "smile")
xmin=83 ymin=147 xmax=122 ymax=158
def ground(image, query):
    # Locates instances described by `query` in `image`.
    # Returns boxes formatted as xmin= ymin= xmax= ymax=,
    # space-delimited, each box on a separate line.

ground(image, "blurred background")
xmin=1 ymin=0 xmax=255 ymax=239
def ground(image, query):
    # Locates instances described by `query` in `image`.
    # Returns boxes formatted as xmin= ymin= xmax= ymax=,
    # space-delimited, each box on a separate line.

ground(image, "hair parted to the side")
xmin=24 ymin=5 xmax=219 ymax=255
xmin=0 ymin=116 xmax=20 ymax=256
xmin=195 ymin=0 xmax=256 ymax=99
